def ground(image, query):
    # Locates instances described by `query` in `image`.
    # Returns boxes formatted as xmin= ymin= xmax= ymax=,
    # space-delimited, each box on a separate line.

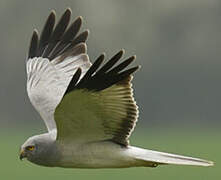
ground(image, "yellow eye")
xmin=26 ymin=146 xmax=35 ymax=151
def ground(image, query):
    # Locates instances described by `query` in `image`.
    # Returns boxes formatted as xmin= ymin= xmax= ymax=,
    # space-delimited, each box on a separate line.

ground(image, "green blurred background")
xmin=0 ymin=0 xmax=220 ymax=179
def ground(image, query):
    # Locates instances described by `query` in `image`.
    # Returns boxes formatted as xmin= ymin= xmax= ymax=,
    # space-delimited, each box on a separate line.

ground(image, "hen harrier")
xmin=19 ymin=8 xmax=213 ymax=168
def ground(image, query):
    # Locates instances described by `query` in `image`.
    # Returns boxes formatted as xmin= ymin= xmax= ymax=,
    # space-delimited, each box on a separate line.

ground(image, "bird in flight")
xmin=20 ymin=8 xmax=214 ymax=168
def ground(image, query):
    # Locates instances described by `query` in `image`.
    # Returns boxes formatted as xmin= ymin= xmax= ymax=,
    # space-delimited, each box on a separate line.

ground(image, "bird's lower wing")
xmin=54 ymin=78 xmax=138 ymax=145
xmin=54 ymin=50 xmax=139 ymax=145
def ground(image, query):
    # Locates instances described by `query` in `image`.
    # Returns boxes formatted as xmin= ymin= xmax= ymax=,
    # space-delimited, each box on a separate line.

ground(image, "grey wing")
xmin=55 ymin=50 xmax=140 ymax=146
xmin=26 ymin=9 xmax=91 ymax=132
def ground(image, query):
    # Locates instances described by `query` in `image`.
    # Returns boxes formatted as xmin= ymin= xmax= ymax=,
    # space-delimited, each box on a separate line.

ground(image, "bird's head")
xmin=19 ymin=133 xmax=57 ymax=165
xmin=19 ymin=136 xmax=38 ymax=161
xmin=19 ymin=132 xmax=58 ymax=166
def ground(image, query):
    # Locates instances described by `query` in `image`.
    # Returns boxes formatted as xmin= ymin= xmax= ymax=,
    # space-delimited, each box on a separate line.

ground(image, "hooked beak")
xmin=19 ymin=149 xmax=27 ymax=160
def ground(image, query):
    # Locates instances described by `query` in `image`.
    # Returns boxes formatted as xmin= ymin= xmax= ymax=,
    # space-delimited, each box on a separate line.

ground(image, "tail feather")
xmin=129 ymin=146 xmax=214 ymax=167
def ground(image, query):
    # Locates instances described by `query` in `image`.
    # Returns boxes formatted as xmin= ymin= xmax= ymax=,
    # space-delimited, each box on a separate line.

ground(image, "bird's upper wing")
xmin=26 ymin=9 xmax=91 ymax=132
xmin=55 ymin=50 xmax=140 ymax=146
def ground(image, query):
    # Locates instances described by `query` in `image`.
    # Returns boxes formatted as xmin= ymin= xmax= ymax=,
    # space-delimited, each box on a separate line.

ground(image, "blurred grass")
xmin=0 ymin=129 xmax=220 ymax=179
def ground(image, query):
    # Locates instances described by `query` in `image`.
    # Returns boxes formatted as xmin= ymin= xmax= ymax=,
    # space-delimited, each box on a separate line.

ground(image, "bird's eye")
xmin=26 ymin=146 xmax=35 ymax=151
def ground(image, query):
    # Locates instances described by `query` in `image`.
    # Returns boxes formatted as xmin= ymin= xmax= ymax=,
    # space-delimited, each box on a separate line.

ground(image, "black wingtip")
xmin=65 ymin=7 xmax=72 ymax=14
xmin=75 ymin=16 xmax=83 ymax=25
xmin=50 ymin=9 xmax=56 ymax=14
xmin=99 ymin=53 xmax=106 ymax=59
xmin=116 ymin=49 xmax=125 ymax=58
xmin=93 ymin=53 xmax=105 ymax=68
xmin=53 ymin=8 xmax=72 ymax=38
xmin=65 ymin=68 xmax=82 ymax=94
xmin=29 ymin=9 xmax=88 ymax=60
xmin=28 ymin=29 xmax=39 ymax=59
xmin=84 ymin=29 xmax=90 ymax=36
xmin=33 ymin=29 xmax=39 ymax=36
xmin=117 ymin=66 xmax=140 ymax=81
xmin=120 ymin=49 xmax=125 ymax=55
xmin=127 ymin=55 xmax=136 ymax=64
xmin=77 ymin=16 xmax=83 ymax=21
xmin=60 ymin=43 xmax=87 ymax=60
xmin=49 ymin=10 xmax=56 ymax=21
xmin=132 ymin=65 xmax=141 ymax=72
xmin=97 ymin=50 xmax=123 ymax=74
xmin=48 ymin=11 xmax=56 ymax=23
xmin=36 ymin=11 xmax=56 ymax=56
xmin=108 ymin=55 xmax=136 ymax=74
xmin=78 ymin=53 xmax=105 ymax=86
xmin=81 ymin=29 xmax=90 ymax=39
xmin=71 ymin=30 xmax=89 ymax=47
xmin=79 ymin=43 xmax=87 ymax=54
xmin=64 ymin=8 xmax=72 ymax=17
xmin=49 ymin=10 xmax=56 ymax=18
xmin=65 ymin=49 xmax=140 ymax=93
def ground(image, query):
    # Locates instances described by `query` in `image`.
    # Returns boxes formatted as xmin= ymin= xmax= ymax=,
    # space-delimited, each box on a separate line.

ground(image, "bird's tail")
xmin=129 ymin=146 xmax=214 ymax=167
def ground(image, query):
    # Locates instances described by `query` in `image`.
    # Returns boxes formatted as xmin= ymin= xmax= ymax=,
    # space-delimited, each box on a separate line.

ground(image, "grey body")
xmin=21 ymin=132 xmax=213 ymax=168
xmin=55 ymin=141 xmax=139 ymax=168
xmin=23 ymin=132 xmax=142 ymax=168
